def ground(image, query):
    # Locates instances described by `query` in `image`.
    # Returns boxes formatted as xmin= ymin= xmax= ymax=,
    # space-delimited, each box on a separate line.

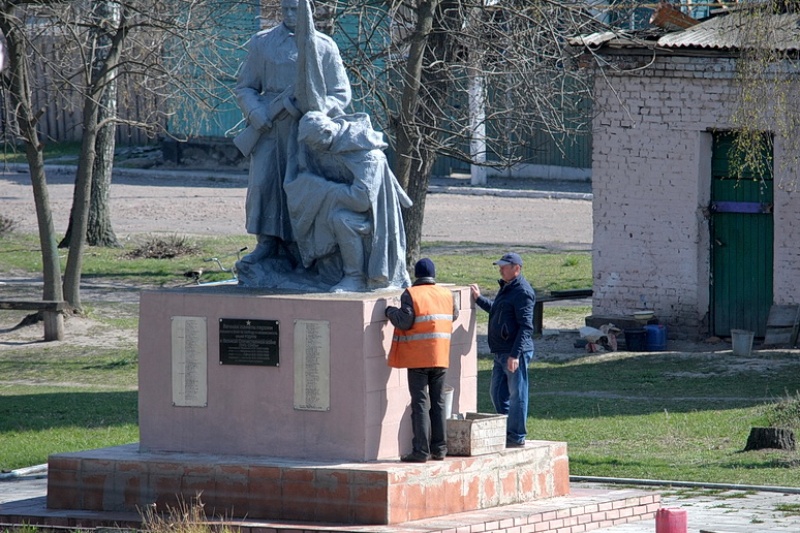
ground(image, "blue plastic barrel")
xmin=645 ymin=324 xmax=667 ymax=351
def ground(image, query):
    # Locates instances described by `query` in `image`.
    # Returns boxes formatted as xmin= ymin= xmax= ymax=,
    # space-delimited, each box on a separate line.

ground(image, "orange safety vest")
xmin=388 ymin=284 xmax=454 ymax=369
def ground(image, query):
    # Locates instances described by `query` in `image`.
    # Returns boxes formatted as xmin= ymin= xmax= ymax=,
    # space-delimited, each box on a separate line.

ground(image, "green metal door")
xmin=710 ymin=132 xmax=773 ymax=337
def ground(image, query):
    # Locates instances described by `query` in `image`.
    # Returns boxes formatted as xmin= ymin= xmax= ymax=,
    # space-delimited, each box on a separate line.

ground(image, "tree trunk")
xmin=62 ymin=97 xmax=101 ymax=310
xmin=1 ymin=8 xmax=66 ymax=339
xmin=0 ymin=8 xmax=66 ymax=328
xmin=61 ymin=0 xmax=121 ymax=249
xmin=394 ymin=0 xmax=439 ymax=193
xmin=394 ymin=0 xmax=444 ymax=266
xmin=63 ymin=0 xmax=126 ymax=310
xmin=403 ymin=155 xmax=435 ymax=264
xmin=66 ymin=79 xmax=120 ymax=248
xmin=87 ymin=68 xmax=120 ymax=247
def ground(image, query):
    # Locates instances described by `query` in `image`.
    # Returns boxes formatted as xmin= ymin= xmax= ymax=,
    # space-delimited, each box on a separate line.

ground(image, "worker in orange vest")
xmin=386 ymin=258 xmax=459 ymax=463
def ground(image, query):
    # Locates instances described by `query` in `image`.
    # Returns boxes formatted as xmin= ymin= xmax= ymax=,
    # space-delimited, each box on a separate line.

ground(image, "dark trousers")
xmin=407 ymin=367 xmax=447 ymax=457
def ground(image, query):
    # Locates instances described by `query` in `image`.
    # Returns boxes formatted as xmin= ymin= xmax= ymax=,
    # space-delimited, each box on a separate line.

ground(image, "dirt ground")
xmin=0 ymin=165 xmax=727 ymax=356
xmin=0 ymin=165 xmax=592 ymax=250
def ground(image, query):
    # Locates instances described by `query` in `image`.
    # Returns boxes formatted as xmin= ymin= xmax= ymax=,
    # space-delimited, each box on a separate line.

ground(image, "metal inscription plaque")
xmin=171 ymin=316 xmax=208 ymax=407
xmin=219 ymin=318 xmax=279 ymax=366
xmin=293 ymin=319 xmax=330 ymax=411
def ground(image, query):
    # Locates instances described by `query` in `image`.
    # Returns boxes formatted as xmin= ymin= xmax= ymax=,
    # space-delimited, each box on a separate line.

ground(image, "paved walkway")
xmin=588 ymin=485 xmax=800 ymax=532
xmin=3 ymin=471 xmax=800 ymax=532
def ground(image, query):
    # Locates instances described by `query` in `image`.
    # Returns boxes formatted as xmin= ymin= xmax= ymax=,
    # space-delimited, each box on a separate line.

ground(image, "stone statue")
xmin=234 ymin=0 xmax=351 ymax=278
xmin=233 ymin=0 xmax=412 ymax=292
xmin=286 ymin=111 xmax=412 ymax=292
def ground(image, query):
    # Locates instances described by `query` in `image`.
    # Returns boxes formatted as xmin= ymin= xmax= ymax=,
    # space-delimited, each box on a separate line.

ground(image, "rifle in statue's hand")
xmin=234 ymin=85 xmax=294 ymax=157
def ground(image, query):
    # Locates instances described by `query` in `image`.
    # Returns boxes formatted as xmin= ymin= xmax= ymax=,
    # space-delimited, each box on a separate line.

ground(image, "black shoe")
xmin=430 ymin=453 xmax=446 ymax=461
xmin=400 ymin=453 xmax=428 ymax=463
xmin=506 ymin=439 xmax=526 ymax=448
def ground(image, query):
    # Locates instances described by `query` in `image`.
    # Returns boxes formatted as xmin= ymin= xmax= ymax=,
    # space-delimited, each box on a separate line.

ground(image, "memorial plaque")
xmin=219 ymin=318 xmax=279 ymax=366
xmin=171 ymin=316 xmax=208 ymax=407
xmin=293 ymin=320 xmax=330 ymax=411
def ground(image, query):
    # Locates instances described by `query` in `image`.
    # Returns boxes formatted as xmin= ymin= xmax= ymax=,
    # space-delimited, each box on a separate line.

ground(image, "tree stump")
xmin=744 ymin=427 xmax=796 ymax=451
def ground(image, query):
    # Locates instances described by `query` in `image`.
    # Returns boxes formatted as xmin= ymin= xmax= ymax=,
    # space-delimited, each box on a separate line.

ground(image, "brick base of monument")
xmin=47 ymin=441 xmax=570 ymax=525
xmin=4 ymin=484 xmax=660 ymax=533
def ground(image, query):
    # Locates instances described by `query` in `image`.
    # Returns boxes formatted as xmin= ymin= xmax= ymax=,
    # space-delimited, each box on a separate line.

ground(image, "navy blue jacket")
xmin=475 ymin=274 xmax=535 ymax=358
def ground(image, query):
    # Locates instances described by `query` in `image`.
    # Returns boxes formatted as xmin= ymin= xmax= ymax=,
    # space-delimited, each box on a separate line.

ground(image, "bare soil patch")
xmin=1 ymin=166 xmax=592 ymax=249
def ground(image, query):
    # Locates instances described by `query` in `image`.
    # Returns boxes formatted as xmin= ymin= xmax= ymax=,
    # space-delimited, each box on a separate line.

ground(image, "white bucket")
xmin=443 ymin=384 xmax=454 ymax=419
xmin=731 ymin=329 xmax=754 ymax=356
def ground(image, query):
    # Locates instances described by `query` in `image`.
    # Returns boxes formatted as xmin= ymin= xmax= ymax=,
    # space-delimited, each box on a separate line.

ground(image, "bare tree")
xmin=331 ymin=0 xmax=602 ymax=262
xmin=0 ymin=2 xmax=63 ymax=332
xmin=61 ymin=0 xmax=122 ymax=248
xmin=2 ymin=0 xmax=248 ymax=312
xmin=61 ymin=1 xmax=129 ymax=308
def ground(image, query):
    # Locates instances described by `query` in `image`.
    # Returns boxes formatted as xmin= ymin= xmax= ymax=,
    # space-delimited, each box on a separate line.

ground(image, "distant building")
xmin=572 ymin=8 xmax=800 ymax=338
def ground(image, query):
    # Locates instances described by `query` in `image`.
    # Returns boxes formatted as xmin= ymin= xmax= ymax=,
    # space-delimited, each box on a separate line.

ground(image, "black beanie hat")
xmin=414 ymin=258 xmax=436 ymax=279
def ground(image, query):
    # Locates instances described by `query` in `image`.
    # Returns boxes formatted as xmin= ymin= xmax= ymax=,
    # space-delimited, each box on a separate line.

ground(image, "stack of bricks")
xmin=446 ymin=413 xmax=507 ymax=456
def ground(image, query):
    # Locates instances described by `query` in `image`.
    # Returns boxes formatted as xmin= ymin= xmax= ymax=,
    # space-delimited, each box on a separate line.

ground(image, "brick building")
xmin=573 ymin=11 xmax=800 ymax=339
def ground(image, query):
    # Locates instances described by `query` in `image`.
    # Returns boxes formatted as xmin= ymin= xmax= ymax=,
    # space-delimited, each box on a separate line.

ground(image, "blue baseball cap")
xmin=493 ymin=252 xmax=523 ymax=267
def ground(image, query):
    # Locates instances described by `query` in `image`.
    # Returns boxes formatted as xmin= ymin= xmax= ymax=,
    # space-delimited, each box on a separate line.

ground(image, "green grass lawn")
xmin=510 ymin=351 xmax=800 ymax=486
xmin=0 ymin=348 xmax=139 ymax=469
xmin=0 ymin=235 xmax=592 ymax=292
xmin=1 ymin=232 xmax=799 ymax=487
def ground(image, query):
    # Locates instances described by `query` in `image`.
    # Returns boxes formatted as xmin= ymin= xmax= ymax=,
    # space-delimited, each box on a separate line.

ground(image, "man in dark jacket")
xmin=470 ymin=252 xmax=535 ymax=447
xmin=386 ymin=258 xmax=459 ymax=462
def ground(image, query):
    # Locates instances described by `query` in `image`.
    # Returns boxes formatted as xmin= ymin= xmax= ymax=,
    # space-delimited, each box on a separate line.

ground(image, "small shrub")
xmin=562 ymin=256 xmax=580 ymax=267
xmin=0 ymin=214 xmax=16 ymax=237
xmin=125 ymin=234 xmax=199 ymax=259
xmin=141 ymin=496 xmax=239 ymax=533
xmin=764 ymin=392 xmax=800 ymax=430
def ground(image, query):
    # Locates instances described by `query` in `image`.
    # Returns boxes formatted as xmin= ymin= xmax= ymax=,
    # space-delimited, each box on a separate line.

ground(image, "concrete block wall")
xmin=591 ymin=53 xmax=800 ymax=337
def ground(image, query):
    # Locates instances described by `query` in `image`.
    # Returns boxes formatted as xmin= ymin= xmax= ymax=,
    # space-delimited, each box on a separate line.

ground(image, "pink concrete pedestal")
xmin=136 ymin=286 xmax=477 ymax=461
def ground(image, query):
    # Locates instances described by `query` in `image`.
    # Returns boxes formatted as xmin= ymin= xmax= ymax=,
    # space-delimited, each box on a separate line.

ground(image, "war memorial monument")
xmin=30 ymin=1 xmax=657 ymax=530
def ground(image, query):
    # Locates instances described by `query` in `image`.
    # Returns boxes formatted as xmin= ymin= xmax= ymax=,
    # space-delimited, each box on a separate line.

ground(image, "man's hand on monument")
xmin=469 ymin=284 xmax=481 ymax=300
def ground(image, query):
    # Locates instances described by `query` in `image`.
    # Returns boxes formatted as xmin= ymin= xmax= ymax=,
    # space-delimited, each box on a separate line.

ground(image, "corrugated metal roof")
xmin=570 ymin=12 xmax=800 ymax=53
xmin=657 ymin=12 xmax=800 ymax=51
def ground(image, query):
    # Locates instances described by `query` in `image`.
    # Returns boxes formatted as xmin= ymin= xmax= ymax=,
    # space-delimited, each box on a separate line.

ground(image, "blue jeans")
xmin=490 ymin=351 xmax=533 ymax=444
xmin=407 ymin=367 xmax=447 ymax=457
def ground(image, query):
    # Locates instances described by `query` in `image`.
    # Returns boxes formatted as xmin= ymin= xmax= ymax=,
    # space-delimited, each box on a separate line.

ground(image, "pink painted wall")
xmin=138 ymin=286 xmax=477 ymax=461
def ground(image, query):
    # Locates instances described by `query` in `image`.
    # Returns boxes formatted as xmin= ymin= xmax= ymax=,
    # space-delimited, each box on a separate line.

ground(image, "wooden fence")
xmin=1 ymin=36 xmax=161 ymax=147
